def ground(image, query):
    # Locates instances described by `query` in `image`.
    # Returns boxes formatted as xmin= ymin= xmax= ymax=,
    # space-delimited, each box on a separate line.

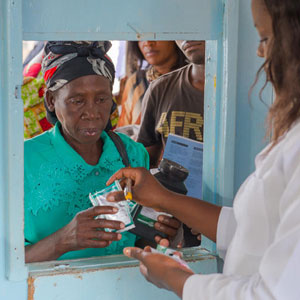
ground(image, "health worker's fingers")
xmin=106 ymin=191 xmax=126 ymax=202
xmin=144 ymin=246 xmax=152 ymax=252
xmin=106 ymin=167 xmax=138 ymax=186
xmin=140 ymin=263 xmax=148 ymax=277
xmin=123 ymin=247 xmax=146 ymax=261
xmin=155 ymin=237 xmax=170 ymax=248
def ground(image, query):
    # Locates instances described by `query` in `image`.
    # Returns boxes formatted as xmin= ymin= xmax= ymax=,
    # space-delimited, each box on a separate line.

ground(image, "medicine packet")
xmin=151 ymin=245 xmax=192 ymax=271
xmin=136 ymin=206 xmax=172 ymax=227
xmin=89 ymin=181 xmax=135 ymax=233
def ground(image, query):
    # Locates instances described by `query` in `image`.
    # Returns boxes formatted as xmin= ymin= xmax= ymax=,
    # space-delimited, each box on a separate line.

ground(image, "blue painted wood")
xmin=22 ymin=0 xmax=223 ymax=41
xmin=0 ymin=0 xmax=28 ymax=282
xmin=0 ymin=0 xmax=28 ymax=299
xmin=202 ymin=40 xmax=220 ymax=253
xmin=216 ymin=0 xmax=240 ymax=208
xmin=28 ymin=253 xmax=218 ymax=300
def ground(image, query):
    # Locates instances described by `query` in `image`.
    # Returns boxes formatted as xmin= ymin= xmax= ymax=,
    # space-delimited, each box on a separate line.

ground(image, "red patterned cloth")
xmin=22 ymin=50 xmax=53 ymax=139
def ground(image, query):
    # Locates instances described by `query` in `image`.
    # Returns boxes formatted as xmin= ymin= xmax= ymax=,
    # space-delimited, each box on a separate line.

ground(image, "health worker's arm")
xmin=107 ymin=167 xmax=221 ymax=243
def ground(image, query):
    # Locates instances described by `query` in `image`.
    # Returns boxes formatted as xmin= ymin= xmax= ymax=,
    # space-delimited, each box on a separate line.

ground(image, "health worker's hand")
xmin=106 ymin=167 xmax=172 ymax=212
xmin=124 ymin=246 xmax=194 ymax=298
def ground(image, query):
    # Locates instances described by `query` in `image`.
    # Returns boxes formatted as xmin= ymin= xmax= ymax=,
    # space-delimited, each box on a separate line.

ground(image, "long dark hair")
xmin=255 ymin=0 xmax=300 ymax=146
xmin=126 ymin=41 xmax=187 ymax=75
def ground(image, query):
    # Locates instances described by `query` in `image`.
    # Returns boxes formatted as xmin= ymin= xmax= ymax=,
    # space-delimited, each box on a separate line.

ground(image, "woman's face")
xmin=251 ymin=0 xmax=273 ymax=59
xmin=46 ymin=75 xmax=112 ymax=146
xmin=138 ymin=41 xmax=177 ymax=67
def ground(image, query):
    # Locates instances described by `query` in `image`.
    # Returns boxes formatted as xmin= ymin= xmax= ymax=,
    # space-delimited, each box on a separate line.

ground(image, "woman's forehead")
xmin=252 ymin=0 xmax=272 ymax=30
xmin=70 ymin=75 xmax=110 ymax=88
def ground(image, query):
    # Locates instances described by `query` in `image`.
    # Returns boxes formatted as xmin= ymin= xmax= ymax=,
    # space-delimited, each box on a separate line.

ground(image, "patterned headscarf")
xmin=42 ymin=41 xmax=115 ymax=91
xmin=42 ymin=41 xmax=116 ymax=126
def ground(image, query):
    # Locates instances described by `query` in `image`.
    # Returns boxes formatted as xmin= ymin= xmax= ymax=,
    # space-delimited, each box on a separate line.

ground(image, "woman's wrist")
xmin=53 ymin=227 xmax=71 ymax=257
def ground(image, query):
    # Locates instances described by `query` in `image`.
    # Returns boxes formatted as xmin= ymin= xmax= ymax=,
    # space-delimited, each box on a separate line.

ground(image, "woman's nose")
xmin=257 ymin=43 xmax=265 ymax=58
xmin=82 ymin=103 xmax=99 ymax=120
xmin=142 ymin=40 xmax=156 ymax=47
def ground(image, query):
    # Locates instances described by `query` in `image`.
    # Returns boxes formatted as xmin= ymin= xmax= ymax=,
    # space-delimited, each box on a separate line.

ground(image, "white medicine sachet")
xmin=89 ymin=181 xmax=135 ymax=233
xmin=151 ymin=246 xmax=192 ymax=271
xmin=137 ymin=206 xmax=172 ymax=227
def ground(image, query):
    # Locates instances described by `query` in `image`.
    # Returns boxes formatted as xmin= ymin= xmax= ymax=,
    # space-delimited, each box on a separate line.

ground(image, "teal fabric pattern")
xmin=24 ymin=123 xmax=149 ymax=260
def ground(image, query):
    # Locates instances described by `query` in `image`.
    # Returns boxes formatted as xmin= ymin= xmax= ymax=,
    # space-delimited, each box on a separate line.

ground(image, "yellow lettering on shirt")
xmin=170 ymin=111 xmax=185 ymax=134
xmin=183 ymin=112 xmax=203 ymax=141
xmin=156 ymin=112 xmax=169 ymax=136
xmin=156 ymin=111 xmax=203 ymax=142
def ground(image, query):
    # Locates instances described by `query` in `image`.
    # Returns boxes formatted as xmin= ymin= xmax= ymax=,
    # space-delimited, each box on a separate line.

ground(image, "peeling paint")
xmin=27 ymin=277 xmax=35 ymax=300
xmin=29 ymin=262 xmax=141 ymax=279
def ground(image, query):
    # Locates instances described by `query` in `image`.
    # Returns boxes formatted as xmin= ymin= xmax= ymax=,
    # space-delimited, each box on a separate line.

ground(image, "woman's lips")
xmin=144 ymin=50 xmax=159 ymax=57
xmin=81 ymin=128 xmax=99 ymax=136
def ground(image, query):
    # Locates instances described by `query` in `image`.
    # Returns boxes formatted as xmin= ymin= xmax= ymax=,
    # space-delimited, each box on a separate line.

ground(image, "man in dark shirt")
xmin=137 ymin=41 xmax=205 ymax=247
xmin=137 ymin=40 xmax=205 ymax=166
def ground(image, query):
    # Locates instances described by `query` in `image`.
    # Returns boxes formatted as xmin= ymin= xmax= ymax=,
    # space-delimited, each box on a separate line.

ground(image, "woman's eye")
xmin=96 ymin=97 xmax=108 ymax=103
xmin=70 ymin=98 xmax=83 ymax=105
xmin=259 ymin=37 xmax=268 ymax=44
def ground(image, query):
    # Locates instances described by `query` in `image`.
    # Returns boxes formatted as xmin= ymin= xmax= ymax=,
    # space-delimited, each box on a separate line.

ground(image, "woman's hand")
xmin=106 ymin=167 xmax=172 ymax=212
xmin=25 ymin=206 xmax=124 ymax=263
xmin=191 ymin=228 xmax=202 ymax=242
xmin=124 ymin=246 xmax=194 ymax=298
xmin=154 ymin=215 xmax=182 ymax=247
xmin=57 ymin=206 xmax=124 ymax=253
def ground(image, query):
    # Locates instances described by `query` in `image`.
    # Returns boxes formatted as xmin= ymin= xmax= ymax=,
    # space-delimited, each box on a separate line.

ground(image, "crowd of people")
xmin=22 ymin=0 xmax=300 ymax=298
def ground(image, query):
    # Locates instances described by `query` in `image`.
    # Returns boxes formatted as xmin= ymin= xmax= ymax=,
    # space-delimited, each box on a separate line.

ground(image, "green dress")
xmin=24 ymin=122 xmax=149 ymax=260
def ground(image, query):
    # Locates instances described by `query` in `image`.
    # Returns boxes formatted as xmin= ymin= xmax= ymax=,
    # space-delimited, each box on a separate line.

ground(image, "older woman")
xmin=24 ymin=41 xmax=179 ymax=263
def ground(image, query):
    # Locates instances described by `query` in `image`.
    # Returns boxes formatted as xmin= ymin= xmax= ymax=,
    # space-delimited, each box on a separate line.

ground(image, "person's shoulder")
xmin=126 ymin=70 xmax=146 ymax=86
xmin=126 ymin=71 xmax=139 ymax=85
xmin=149 ymin=64 xmax=190 ymax=89
xmin=24 ymin=129 xmax=53 ymax=155
xmin=282 ymin=120 xmax=300 ymax=154
xmin=114 ymin=132 xmax=149 ymax=168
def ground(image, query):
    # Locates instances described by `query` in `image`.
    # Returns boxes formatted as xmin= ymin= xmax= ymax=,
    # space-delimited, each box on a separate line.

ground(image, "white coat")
xmin=183 ymin=120 xmax=300 ymax=300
